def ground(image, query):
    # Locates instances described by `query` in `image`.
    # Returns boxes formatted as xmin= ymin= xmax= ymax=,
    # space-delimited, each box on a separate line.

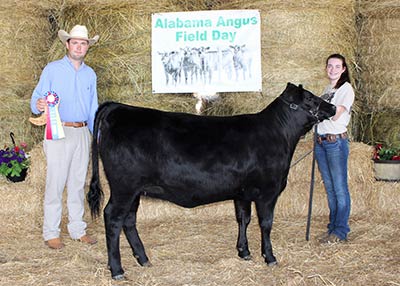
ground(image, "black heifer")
xmin=88 ymin=83 xmax=336 ymax=280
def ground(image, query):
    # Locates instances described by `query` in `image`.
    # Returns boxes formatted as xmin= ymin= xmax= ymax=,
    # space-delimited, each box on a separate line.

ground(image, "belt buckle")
xmin=326 ymin=134 xmax=336 ymax=143
xmin=74 ymin=122 xmax=86 ymax=128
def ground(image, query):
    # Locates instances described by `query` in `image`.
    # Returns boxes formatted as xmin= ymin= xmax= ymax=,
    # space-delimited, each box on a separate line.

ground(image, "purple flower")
xmin=0 ymin=143 xmax=30 ymax=178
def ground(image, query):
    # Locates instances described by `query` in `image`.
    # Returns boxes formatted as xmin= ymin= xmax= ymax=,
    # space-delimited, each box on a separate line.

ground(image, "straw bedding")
xmin=0 ymin=140 xmax=399 ymax=285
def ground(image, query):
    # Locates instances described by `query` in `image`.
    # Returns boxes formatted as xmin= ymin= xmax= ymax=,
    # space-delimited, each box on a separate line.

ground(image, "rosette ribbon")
xmin=45 ymin=91 xmax=65 ymax=140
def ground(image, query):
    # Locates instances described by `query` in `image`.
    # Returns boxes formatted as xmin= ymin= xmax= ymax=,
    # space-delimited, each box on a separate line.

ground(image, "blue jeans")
xmin=315 ymin=137 xmax=351 ymax=240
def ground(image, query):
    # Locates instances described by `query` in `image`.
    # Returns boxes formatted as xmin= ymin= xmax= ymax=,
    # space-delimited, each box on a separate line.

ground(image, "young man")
xmin=31 ymin=25 xmax=99 ymax=249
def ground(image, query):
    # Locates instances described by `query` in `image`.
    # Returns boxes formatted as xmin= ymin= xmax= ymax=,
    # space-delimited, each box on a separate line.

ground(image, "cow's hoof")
xmin=241 ymin=255 xmax=252 ymax=261
xmin=112 ymin=274 xmax=125 ymax=280
xmin=142 ymin=261 xmax=152 ymax=267
xmin=267 ymin=261 xmax=278 ymax=267
xmin=238 ymin=248 xmax=251 ymax=260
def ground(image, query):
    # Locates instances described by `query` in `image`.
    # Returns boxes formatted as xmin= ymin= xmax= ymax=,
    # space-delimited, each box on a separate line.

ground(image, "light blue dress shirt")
xmin=31 ymin=55 xmax=98 ymax=133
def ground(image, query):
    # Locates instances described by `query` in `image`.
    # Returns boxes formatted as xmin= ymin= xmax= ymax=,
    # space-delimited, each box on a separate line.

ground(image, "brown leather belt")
xmin=317 ymin=132 xmax=348 ymax=144
xmin=62 ymin=121 xmax=87 ymax=128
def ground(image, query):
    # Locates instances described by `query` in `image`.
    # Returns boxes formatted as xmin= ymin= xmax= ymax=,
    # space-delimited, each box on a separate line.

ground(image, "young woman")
xmin=315 ymin=54 xmax=355 ymax=243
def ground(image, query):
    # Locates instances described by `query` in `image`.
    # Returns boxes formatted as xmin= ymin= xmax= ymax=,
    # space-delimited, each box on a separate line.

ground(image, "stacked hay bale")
xmin=357 ymin=0 xmax=400 ymax=145
xmin=0 ymin=0 xmax=58 ymax=145
xmin=5 ymin=0 xmax=400 ymax=148
xmin=0 ymin=0 xmax=57 ymax=97
xmin=214 ymin=0 xmax=358 ymax=114
xmin=10 ymin=139 xmax=398 ymax=223
xmin=0 ymin=0 xmax=209 ymax=147
xmin=0 ymin=0 xmax=359 ymax=147
xmin=47 ymin=0 xmax=210 ymax=109
xmin=50 ymin=0 xmax=358 ymax=121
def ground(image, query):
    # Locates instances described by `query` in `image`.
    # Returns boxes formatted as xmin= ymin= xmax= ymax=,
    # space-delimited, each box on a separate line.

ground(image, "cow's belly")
xmin=141 ymin=185 xmax=238 ymax=208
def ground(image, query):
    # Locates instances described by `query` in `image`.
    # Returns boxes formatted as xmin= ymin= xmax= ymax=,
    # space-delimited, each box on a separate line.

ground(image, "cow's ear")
xmin=299 ymin=84 xmax=303 ymax=90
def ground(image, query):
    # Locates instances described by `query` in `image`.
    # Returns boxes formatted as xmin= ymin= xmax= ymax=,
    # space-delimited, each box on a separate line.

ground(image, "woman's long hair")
xmin=326 ymin=53 xmax=351 ymax=89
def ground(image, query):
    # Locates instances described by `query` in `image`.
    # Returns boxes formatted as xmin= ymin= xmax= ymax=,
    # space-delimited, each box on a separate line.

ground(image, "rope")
xmin=290 ymin=149 xmax=313 ymax=168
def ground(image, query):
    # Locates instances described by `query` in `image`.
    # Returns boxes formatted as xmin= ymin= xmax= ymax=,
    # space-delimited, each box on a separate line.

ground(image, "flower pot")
xmin=6 ymin=168 xmax=28 ymax=183
xmin=373 ymin=160 xmax=400 ymax=181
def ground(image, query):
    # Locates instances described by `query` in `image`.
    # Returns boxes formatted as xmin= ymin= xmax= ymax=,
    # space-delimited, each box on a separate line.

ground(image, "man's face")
xmin=66 ymin=38 xmax=89 ymax=61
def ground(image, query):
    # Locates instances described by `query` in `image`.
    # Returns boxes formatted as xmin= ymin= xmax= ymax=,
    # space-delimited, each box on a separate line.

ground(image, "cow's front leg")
xmin=234 ymin=199 xmax=252 ymax=260
xmin=104 ymin=201 xmax=126 ymax=280
xmin=255 ymin=199 xmax=278 ymax=266
xmin=123 ymin=196 xmax=151 ymax=267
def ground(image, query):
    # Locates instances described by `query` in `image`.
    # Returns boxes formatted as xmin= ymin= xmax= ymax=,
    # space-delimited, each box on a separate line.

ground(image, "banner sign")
xmin=152 ymin=10 xmax=262 ymax=93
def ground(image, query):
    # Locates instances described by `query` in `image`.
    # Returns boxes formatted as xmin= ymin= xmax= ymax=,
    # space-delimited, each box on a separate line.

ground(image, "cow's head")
xmin=279 ymin=83 xmax=336 ymax=125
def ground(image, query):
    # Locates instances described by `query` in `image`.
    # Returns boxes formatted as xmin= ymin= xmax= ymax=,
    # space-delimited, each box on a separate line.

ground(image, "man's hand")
xmin=36 ymin=98 xmax=46 ymax=113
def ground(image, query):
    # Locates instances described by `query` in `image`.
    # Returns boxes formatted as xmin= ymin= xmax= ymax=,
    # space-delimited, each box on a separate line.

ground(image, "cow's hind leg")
xmin=234 ymin=200 xmax=252 ymax=260
xmin=122 ymin=195 xmax=151 ymax=267
xmin=104 ymin=200 xmax=127 ymax=280
xmin=255 ymin=198 xmax=278 ymax=266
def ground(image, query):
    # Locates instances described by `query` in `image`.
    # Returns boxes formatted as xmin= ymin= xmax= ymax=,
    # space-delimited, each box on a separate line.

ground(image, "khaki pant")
xmin=43 ymin=126 xmax=90 ymax=241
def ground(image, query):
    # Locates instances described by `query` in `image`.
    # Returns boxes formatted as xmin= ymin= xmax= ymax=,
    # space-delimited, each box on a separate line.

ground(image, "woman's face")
xmin=326 ymin=58 xmax=346 ymax=83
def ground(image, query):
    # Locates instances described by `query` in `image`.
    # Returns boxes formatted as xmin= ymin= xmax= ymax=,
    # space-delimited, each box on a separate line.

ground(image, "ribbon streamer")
xmin=45 ymin=91 xmax=65 ymax=140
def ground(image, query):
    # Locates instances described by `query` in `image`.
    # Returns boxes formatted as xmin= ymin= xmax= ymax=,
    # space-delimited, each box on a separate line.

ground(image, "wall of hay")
xmin=53 ymin=0 xmax=358 ymax=109
xmin=356 ymin=0 xmax=400 ymax=145
xmin=0 ymin=0 xmax=59 ymax=146
xmin=0 ymin=0 xmax=399 ymax=148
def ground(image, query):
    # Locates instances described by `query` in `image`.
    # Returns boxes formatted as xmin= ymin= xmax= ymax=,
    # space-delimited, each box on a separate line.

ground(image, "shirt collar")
xmin=63 ymin=55 xmax=86 ymax=71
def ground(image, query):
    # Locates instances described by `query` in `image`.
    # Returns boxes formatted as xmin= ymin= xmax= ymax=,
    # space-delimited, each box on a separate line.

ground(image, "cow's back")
xmin=97 ymin=102 xmax=289 ymax=207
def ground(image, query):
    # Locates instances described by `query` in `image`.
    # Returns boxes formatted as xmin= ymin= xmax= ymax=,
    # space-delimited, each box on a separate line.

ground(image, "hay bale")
xmin=11 ymin=139 xmax=398 ymax=223
xmin=0 ymin=0 xmax=362 ymax=147
xmin=45 ymin=0 xmax=357 ymax=116
xmin=46 ymin=0 xmax=209 ymax=111
xmin=357 ymin=0 xmax=400 ymax=110
xmin=213 ymin=0 xmax=361 ymax=138
xmin=0 ymin=0 xmax=57 ymax=98
xmin=0 ymin=0 xmax=209 ymax=148
xmin=0 ymin=95 xmax=44 ymax=149
xmin=0 ymin=0 xmax=57 ymax=147
xmin=214 ymin=0 xmax=357 ymax=97
xmin=356 ymin=0 xmax=400 ymax=143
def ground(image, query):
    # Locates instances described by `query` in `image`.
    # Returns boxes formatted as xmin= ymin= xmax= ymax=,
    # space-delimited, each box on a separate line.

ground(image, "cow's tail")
xmin=87 ymin=102 xmax=111 ymax=219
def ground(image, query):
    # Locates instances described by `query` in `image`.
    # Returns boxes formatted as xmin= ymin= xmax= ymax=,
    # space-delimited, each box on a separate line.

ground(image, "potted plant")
xmin=0 ymin=133 xmax=30 ymax=182
xmin=372 ymin=143 xmax=400 ymax=181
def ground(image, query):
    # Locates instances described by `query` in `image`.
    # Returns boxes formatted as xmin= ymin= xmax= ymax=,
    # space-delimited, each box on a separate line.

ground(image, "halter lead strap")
xmin=277 ymin=96 xmax=319 ymax=120
xmin=278 ymin=97 xmax=299 ymax=111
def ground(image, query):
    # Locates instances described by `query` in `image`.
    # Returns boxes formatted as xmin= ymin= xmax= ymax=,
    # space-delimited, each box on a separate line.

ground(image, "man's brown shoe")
xmin=77 ymin=235 xmax=97 ymax=245
xmin=45 ymin=238 xmax=65 ymax=249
